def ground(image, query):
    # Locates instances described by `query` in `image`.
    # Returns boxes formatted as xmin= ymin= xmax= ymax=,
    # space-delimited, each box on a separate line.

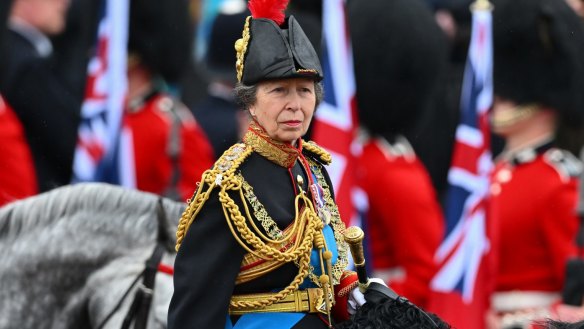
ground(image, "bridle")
xmin=96 ymin=198 xmax=174 ymax=329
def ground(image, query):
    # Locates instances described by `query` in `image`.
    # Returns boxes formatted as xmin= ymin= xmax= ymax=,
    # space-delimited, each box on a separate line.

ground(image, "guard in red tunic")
xmin=489 ymin=142 xmax=581 ymax=326
xmin=124 ymin=88 xmax=214 ymax=201
xmin=356 ymin=136 xmax=445 ymax=308
xmin=0 ymin=1 xmax=36 ymax=205
xmin=487 ymin=0 xmax=584 ymax=327
xmin=0 ymin=95 xmax=37 ymax=206
xmin=348 ymin=0 xmax=449 ymax=308
xmin=122 ymin=0 xmax=214 ymax=201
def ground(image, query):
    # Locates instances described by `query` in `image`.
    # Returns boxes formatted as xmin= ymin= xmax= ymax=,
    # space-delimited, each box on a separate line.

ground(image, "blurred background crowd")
xmin=0 ymin=0 xmax=489 ymax=203
xmin=1 ymin=0 xmax=584 ymax=328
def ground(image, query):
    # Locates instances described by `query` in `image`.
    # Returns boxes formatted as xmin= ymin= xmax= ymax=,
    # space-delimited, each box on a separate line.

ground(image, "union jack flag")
xmin=312 ymin=0 xmax=362 ymax=227
xmin=72 ymin=0 xmax=134 ymax=187
xmin=427 ymin=4 xmax=496 ymax=328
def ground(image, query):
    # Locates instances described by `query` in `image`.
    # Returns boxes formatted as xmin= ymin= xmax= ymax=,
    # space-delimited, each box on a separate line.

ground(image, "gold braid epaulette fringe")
xmin=175 ymin=143 xmax=253 ymax=251
xmin=303 ymin=140 xmax=332 ymax=165
xmin=175 ymin=142 xmax=335 ymax=313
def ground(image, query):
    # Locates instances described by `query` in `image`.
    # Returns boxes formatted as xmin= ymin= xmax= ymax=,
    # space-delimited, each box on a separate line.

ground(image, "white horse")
xmin=0 ymin=183 xmax=185 ymax=329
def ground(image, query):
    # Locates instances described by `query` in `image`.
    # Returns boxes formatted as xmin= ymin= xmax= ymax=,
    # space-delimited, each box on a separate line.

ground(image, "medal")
xmin=310 ymin=183 xmax=330 ymax=225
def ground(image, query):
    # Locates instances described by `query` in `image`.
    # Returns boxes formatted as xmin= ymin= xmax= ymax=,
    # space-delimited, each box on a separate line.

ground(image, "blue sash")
xmin=227 ymin=313 xmax=304 ymax=329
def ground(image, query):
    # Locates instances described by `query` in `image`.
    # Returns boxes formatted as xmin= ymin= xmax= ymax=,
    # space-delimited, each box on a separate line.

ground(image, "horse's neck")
xmin=87 ymin=251 xmax=176 ymax=329
xmin=0 ymin=183 xmax=184 ymax=328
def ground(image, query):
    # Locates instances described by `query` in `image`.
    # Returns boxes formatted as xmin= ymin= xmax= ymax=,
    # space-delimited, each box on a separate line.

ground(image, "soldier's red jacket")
xmin=356 ymin=136 xmax=445 ymax=308
xmin=124 ymin=92 xmax=214 ymax=201
xmin=490 ymin=143 xmax=581 ymax=295
xmin=0 ymin=96 xmax=37 ymax=206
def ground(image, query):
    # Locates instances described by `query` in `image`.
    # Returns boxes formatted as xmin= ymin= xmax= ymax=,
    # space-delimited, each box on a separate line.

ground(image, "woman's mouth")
xmin=282 ymin=120 xmax=302 ymax=127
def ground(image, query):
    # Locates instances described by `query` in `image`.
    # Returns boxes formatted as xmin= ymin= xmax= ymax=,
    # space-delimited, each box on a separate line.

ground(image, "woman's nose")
xmin=286 ymin=91 xmax=301 ymax=111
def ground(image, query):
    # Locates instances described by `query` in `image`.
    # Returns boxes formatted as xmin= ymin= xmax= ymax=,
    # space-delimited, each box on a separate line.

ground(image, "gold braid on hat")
xmin=175 ymin=142 xmax=338 ymax=312
xmin=234 ymin=16 xmax=251 ymax=83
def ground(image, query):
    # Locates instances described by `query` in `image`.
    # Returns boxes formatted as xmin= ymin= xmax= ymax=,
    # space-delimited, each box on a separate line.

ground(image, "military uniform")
xmin=124 ymin=90 xmax=214 ymax=201
xmin=169 ymin=122 xmax=358 ymax=328
xmin=489 ymin=141 xmax=582 ymax=326
xmin=357 ymin=135 xmax=444 ymax=308
xmin=348 ymin=0 xmax=448 ymax=309
xmin=169 ymin=1 xmax=362 ymax=327
xmin=488 ymin=0 xmax=584 ymax=326
xmin=0 ymin=96 xmax=37 ymax=206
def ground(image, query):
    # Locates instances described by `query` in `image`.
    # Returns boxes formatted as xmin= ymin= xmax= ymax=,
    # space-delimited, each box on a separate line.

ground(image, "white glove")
xmin=347 ymin=277 xmax=387 ymax=315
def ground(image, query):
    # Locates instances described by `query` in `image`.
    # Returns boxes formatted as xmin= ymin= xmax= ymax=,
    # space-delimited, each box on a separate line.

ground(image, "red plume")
xmin=248 ymin=0 xmax=290 ymax=26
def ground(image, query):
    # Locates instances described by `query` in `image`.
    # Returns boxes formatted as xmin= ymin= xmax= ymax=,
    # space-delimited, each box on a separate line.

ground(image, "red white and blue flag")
xmin=427 ymin=5 xmax=496 ymax=328
xmin=312 ymin=0 xmax=363 ymax=228
xmin=72 ymin=0 xmax=134 ymax=187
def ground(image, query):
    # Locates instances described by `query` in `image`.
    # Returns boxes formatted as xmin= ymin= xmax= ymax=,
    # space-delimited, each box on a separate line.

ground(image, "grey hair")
xmin=234 ymin=80 xmax=324 ymax=112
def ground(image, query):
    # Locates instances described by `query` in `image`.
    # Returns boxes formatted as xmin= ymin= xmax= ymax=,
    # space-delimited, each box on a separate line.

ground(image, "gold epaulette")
xmin=175 ymin=143 xmax=253 ymax=251
xmin=209 ymin=143 xmax=253 ymax=184
xmin=302 ymin=140 xmax=332 ymax=165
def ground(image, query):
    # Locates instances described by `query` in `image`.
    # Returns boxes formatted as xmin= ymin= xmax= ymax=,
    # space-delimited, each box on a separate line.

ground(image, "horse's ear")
xmin=156 ymin=198 xmax=175 ymax=252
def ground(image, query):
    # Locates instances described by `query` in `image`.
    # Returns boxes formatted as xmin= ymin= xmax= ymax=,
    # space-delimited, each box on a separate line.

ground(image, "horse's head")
xmin=0 ymin=183 xmax=185 ymax=328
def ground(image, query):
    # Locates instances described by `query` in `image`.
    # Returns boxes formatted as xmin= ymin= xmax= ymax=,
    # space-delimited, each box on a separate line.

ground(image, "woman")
xmin=168 ymin=1 xmax=362 ymax=328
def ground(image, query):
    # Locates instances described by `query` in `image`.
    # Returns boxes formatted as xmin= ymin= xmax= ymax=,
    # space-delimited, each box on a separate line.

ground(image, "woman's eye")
xmin=300 ymin=87 xmax=312 ymax=93
xmin=272 ymin=87 xmax=284 ymax=93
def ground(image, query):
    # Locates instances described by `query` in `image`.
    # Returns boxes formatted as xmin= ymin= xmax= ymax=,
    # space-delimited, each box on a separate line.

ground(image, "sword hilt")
xmin=344 ymin=226 xmax=369 ymax=292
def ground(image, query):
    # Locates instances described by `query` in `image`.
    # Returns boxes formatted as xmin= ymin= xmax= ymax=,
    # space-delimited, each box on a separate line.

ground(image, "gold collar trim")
xmin=243 ymin=121 xmax=302 ymax=168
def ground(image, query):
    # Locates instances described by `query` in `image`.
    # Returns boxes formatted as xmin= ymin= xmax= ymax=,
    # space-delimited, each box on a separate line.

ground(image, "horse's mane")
xmin=0 ymin=183 xmax=186 ymax=329
xmin=0 ymin=182 xmax=184 ymax=244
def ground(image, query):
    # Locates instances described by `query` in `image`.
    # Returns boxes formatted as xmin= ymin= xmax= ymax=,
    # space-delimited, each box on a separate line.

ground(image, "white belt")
xmin=492 ymin=291 xmax=560 ymax=312
xmin=372 ymin=267 xmax=405 ymax=284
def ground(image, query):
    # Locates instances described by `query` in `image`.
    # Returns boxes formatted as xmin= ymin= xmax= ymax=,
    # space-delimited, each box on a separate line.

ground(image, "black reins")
xmin=96 ymin=198 xmax=173 ymax=329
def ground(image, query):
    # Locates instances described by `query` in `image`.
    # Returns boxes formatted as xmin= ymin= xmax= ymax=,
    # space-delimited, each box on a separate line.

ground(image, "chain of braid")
xmin=229 ymin=240 xmax=313 ymax=309
xmin=175 ymin=144 xmax=253 ymax=251
xmin=225 ymin=192 xmax=325 ymax=309
xmin=220 ymin=189 xmax=320 ymax=262
xmin=175 ymin=170 xmax=216 ymax=251
xmin=175 ymin=142 xmax=331 ymax=310
xmin=303 ymin=141 xmax=332 ymax=165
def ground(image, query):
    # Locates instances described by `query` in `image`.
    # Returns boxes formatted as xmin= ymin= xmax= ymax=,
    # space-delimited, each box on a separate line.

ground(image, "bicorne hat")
xmin=235 ymin=0 xmax=323 ymax=85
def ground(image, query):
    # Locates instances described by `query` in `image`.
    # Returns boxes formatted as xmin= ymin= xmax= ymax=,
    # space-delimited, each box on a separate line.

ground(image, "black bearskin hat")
xmin=493 ymin=0 xmax=584 ymax=128
xmin=235 ymin=0 xmax=323 ymax=85
xmin=206 ymin=4 xmax=249 ymax=83
xmin=128 ymin=0 xmax=193 ymax=84
xmin=0 ymin=0 xmax=12 ymax=80
xmin=348 ymin=0 xmax=449 ymax=136
xmin=0 ymin=0 xmax=12 ymax=55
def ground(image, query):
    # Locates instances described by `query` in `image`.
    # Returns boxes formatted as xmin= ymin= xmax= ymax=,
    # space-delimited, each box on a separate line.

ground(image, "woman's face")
xmin=250 ymin=78 xmax=316 ymax=144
